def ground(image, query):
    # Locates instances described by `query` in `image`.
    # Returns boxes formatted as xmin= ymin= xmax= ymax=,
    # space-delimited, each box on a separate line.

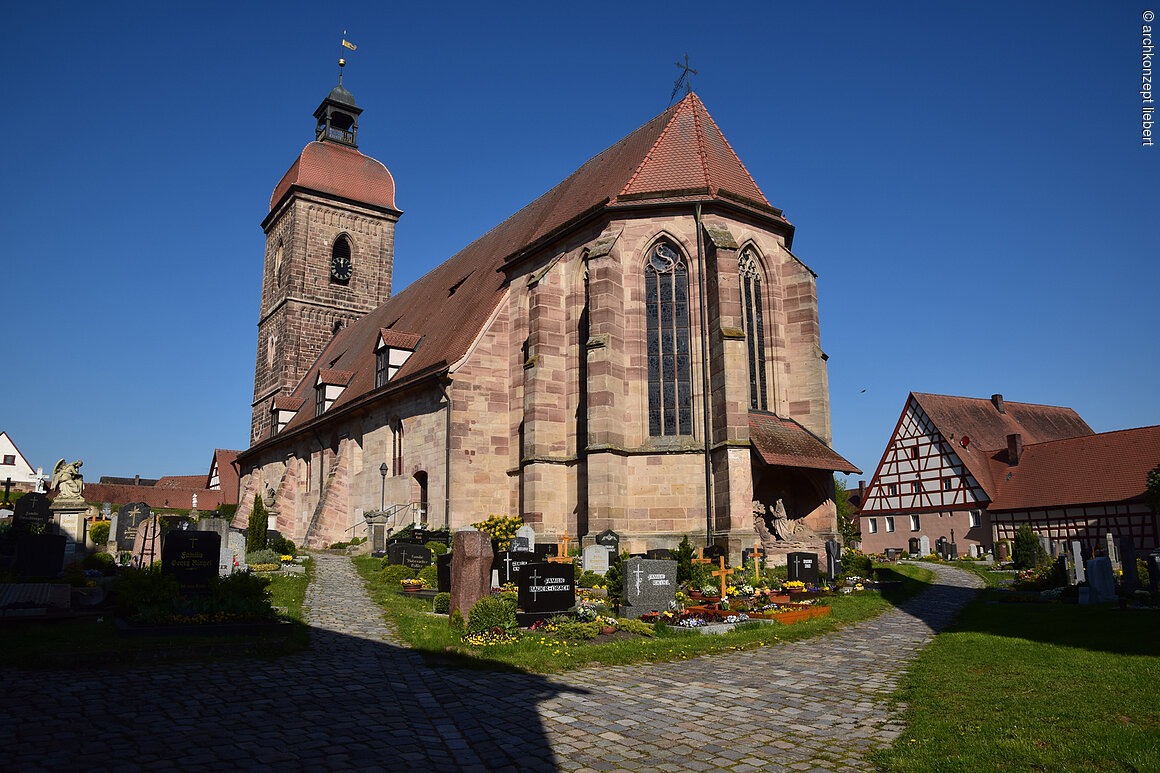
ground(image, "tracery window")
xmin=391 ymin=418 xmax=404 ymax=477
xmin=739 ymin=249 xmax=767 ymax=411
xmin=645 ymin=242 xmax=693 ymax=436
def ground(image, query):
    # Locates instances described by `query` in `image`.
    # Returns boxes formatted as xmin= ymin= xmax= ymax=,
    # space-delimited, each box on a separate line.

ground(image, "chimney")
xmin=1007 ymin=433 xmax=1023 ymax=465
xmin=134 ymin=474 xmax=140 ymax=486
xmin=858 ymin=480 xmax=867 ymax=499
xmin=991 ymin=394 xmax=1005 ymax=414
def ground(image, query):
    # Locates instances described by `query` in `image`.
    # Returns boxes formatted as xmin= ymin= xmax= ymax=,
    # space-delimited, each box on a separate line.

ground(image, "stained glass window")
xmin=739 ymin=250 xmax=767 ymax=411
xmin=646 ymin=243 xmax=693 ymax=436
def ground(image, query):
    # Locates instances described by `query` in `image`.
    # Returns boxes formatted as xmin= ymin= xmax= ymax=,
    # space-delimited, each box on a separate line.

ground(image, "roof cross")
xmin=669 ymin=53 xmax=698 ymax=106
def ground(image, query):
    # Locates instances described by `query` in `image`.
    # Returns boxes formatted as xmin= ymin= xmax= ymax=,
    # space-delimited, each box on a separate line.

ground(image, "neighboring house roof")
xmin=207 ymin=449 xmax=240 ymax=504
xmin=749 ymin=412 xmax=861 ymax=474
xmin=911 ymin=392 xmax=1093 ymax=494
xmin=986 ymin=425 xmax=1160 ymax=511
xmin=248 ymin=92 xmax=791 ymax=451
xmin=270 ymin=140 xmax=398 ymax=213
xmin=155 ymin=475 xmax=208 ymax=489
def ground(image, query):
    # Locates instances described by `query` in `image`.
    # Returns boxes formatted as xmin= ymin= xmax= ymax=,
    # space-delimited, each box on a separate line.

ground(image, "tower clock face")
xmin=330 ymin=254 xmax=353 ymax=284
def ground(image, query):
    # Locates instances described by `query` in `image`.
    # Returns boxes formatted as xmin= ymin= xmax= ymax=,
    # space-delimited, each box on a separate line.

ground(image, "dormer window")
xmin=314 ymin=369 xmax=354 ymax=416
xmin=374 ymin=329 xmax=422 ymax=389
xmin=270 ymin=396 xmax=305 ymax=434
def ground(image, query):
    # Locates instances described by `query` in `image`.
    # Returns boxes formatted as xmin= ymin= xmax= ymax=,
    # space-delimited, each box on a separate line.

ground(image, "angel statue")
xmin=52 ymin=459 xmax=85 ymax=502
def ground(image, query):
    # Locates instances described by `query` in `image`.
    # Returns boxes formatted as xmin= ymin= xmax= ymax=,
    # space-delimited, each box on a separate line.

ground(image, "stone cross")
xmin=711 ymin=556 xmax=734 ymax=599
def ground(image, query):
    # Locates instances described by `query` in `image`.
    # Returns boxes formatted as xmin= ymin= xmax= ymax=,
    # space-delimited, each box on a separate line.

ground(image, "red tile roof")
xmin=911 ymin=392 xmax=1093 ymax=494
xmin=750 ymin=412 xmax=861 ymax=474
xmin=247 ymin=94 xmax=790 ymax=449
xmin=270 ymin=141 xmax=397 ymax=213
xmin=986 ymin=425 xmax=1160 ymax=510
xmin=317 ymin=369 xmax=354 ymax=386
xmin=378 ymin=329 xmax=422 ymax=350
xmin=272 ymin=396 xmax=305 ymax=411
xmin=208 ymin=449 xmax=240 ymax=504
xmin=155 ymin=475 xmax=207 ymax=489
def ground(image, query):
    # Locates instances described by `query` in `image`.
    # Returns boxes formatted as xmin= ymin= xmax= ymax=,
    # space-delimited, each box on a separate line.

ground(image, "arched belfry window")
xmin=739 ymin=249 xmax=768 ymax=411
xmin=330 ymin=235 xmax=353 ymax=285
xmin=645 ymin=242 xmax=693 ymax=436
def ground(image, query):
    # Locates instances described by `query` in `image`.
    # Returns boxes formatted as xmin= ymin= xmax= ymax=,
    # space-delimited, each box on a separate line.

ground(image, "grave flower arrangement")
xmin=783 ymin=580 xmax=806 ymax=590
xmin=400 ymin=578 xmax=424 ymax=590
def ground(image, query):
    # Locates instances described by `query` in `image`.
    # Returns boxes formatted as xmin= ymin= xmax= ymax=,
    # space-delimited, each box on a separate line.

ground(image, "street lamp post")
xmin=379 ymin=462 xmax=388 ymax=512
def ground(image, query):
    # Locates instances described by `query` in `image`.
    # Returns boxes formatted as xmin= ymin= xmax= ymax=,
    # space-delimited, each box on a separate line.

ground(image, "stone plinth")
xmin=50 ymin=499 xmax=89 ymax=562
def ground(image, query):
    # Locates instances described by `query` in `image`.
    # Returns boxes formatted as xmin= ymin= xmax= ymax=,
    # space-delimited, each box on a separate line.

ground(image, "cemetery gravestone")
xmin=515 ymin=524 xmax=536 ymax=549
xmin=517 ymin=561 xmax=575 ymax=618
xmin=411 ymin=527 xmax=429 ymax=545
xmin=371 ymin=524 xmax=387 ymax=554
xmin=132 ymin=516 xmax=164 ymax=568
xmin=436 ymin=552 xmax=452 ymax=593
xmin=497 ymin=550 xmax=537 ymax=586
xmin=582 ymin=544 xmax=611 ymax=575
xmin=449 ymin=530 xmax=492 ymax=621
xmin=533 ymin=542 xmax=559 ymax=559
xmin=1147 ymin=554 xmax=1160 ymax=593
xmin=826 ymin=539 xmax=843 ymax=577
xmin=1070 ymin=541 xmax=1086 ymax=584
xmin=919 ymin=535 xmax=931 ymax=555
xmin=508 ymin=535 xmax=531 ymax=552
xmin=386 ymin=543 xmax=433 ymax=572
xmin=702 ymin=544 xmax=726 ymax=561
xmin=621 ymin=558 xmax=677 ymax=616
xmin=227 ymin=531 xmax=246 ymax=571
xmin=14 ymin=533 xmax=66 ymax=579
xmin=1083 ymin=557 xmax=1116 ymax=603
xmin=787 ymin=552 xmax=820 ymax=586
xmin=13 ymin=493 xmax=51 ymax=530
xmin=996 ymin=541 xmax=1010 ymax=561
xmin=645 ymin=548 xmax=671 ymax=560
xmin=594 ymin=529 xmax=620 ymax=555
xmin=161 ymin=531 xmax=221 ymax=594
xmin=1104 ymin=533 xmax=1120 ymax=570
xmin=908 ymin=537 xmax=921 ymax=556
xmin=1119 ymin=536 xmax=1140 ymax=592
xmin=116 ymin=503 xmax=152 ymax=551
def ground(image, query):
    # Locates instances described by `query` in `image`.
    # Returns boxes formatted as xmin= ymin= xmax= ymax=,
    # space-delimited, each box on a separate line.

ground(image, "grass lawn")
xmin=871 ymin=595 xmax=1160 ymax=772
xmin=353 ymin=556 xmax=934 ymax=673
xmin=2 ymin=558 xmax=314 ymax=668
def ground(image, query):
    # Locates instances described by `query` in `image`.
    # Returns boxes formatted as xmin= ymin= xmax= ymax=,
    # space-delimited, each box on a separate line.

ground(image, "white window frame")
xmin=867 ymin=517 xmax=878 ymax=534
xmin=885 ymin=516 xmax=895 ymax=533
xmin=969 ymin=510 xmax=982 ymax=528
xmin=910 ymin=514 xmax=921 ymax=531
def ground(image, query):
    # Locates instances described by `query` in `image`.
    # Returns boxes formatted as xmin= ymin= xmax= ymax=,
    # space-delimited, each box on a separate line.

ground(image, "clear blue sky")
xmin=1 ymin=1 xmax=1156 ymax=486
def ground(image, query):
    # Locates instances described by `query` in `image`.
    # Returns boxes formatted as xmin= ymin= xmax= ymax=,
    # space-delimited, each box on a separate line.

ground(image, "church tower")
xmin=251 ymin=66 xmax=401 ymax=443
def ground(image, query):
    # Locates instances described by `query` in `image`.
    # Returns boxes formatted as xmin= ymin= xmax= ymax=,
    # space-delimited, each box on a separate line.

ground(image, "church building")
xmin=233 ymin=75 xmax=859 ymax=562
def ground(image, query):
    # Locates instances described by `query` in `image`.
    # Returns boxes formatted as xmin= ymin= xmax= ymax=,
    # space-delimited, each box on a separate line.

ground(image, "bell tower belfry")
xmin=250 ymin=63 xmax=401 ymax=445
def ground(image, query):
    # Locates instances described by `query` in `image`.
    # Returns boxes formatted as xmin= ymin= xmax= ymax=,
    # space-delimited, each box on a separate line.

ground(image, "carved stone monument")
xmin=449 ymin=530 xmax=493 ymax=623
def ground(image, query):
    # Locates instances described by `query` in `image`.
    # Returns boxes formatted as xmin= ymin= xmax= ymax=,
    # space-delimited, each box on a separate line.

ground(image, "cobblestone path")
xmin=0 ymin=557 xmax=982 ymax=772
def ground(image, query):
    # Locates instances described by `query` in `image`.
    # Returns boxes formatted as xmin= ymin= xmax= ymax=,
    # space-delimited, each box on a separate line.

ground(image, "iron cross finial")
xmin=669 ymin=54 xmax=698 ymax=105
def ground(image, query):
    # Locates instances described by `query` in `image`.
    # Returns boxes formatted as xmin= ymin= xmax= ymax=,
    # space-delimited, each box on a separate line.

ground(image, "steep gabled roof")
xmin=986 ymin=425 xmax=1160 ymax=511
xmin=750 ymin=412 xmax=861 ymax=474
xmin=912 ymin=392 xmax=1093 ymax=495
xmin=250 ymin=93 xmax=786 ymax=447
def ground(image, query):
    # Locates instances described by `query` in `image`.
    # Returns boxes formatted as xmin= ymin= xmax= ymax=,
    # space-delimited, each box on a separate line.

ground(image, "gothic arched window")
xmin=391 ymin=418 xmax=404 ymax=477
xmin=739 ymin=249 xmax=768 ymax=411
xmin=645 ymin=242 xmax=693 ymax=436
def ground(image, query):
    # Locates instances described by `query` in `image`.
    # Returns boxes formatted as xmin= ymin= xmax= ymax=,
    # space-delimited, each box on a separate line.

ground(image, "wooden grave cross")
xmin=692 ymin=546 xmax=711 ymax=565
xmin=547 ymin=530 xmax=574 ymax=564
xmin=711 ymin=556 xmax=734 ymax=599
xmin=750 ymin=541 xmax=765 ymax=582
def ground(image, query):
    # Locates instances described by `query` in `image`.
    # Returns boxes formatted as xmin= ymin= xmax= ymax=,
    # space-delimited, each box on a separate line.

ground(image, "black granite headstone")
xmin=787 ymin=552 xmax=820 ymax=585
xmin=1120 ymin=536 xmax=1140 ymax=592
xmin=703 ymin=544 xmax=726 ymax=560
xmin=265 ymin=529 xmax=284 ymax=547
xmin=436 ymin=552 xmax=452 ymax=593
xmin=14 ymin=534 xmax=66 ymax=579
xmin=622 ymin=558 xmax=677 ymax=615
xmin=387 ymin=542 xmax=433 ymax=571
xmin=115 ymin=502 xmax=152 ymax=550
xmin=908 ymin=537 xmax=921 ymax=555
xmin=161 ymin=531 xmax=221 ymax=595
xmin=826 ymin=539 xmax=843 ymax=577
xmin=595 ymin=529 xmax=620 ymax=554
xmin=645 ymin=548 xmax=671 ymax=560
xmin=13 ymin=493 xmax=51 ymax=529
xmin=517 ymin=561 xmax=575 ymax=615
xmin=411 ymin=528 xmax=430 ymax=545
xmin=508 ymin=535 xmax=531 ymax=552
xmin=533 ymin=543 xmax=559 ymax=559
xmin=497 ymin=550 xmax=537 ymax=586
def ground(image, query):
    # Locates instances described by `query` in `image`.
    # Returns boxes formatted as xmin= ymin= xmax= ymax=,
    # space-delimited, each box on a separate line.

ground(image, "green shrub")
xmin=61 ymin=562 xmax=88 ymax=587
xmin=671 ymin=535 xmax=696 ymax=583
xmin=246 ymin=494 xmax=268 ymax=554
xmin=210 ymin=570 xmax=272 ymax=605
xmin=246 ymin=548 xmax=280 ymax=566
xmin=425 ymin=541 xmax=448 ymax=556
xmin=379 ymin=564 xmax=416 ymax=585
xmin=616 ymin=618 xmax=656 ymax=637
xmin=418 ymin=565 xmax=439 ymax=587
xmin=82 ymin=551 xmax=116 ymax=575
xmin=1013 ymin=525 xmax=1042 ymax=570
xmin=605 ymin=550 xmax=628 ymax=607
xmin=467 ymin=595 xmax=515 ymax=633
xmin=449 ymin=608 xmax=466 ymax=633
xmin=218 ymin=503 xmax=238 ymax=520
xmin=88 ymin=522 xmax=110 ymax=545
xmin=577 ymin=571 xmax=603 ymax=588
xmin=433 ymin=592 xmax=451 ymax=614
xmin=843 ymin=552 xmax=873 ymax=578
xmin=115 ymin=565 xmax=180 ymax=616
xmin=269 ymin=536 xmax=296 ymax=556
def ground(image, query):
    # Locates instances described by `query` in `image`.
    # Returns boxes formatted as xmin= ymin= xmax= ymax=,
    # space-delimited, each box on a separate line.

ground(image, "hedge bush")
xmin=843 ymin=552 xmax=873 ymax=578
xmin=88 ymin=522 xmax=110 ymax=545
xmin=246 ymin=494 xmax=268 ymax=554
xmin=82 ymin=551 xmax=116 ymax=575
xmin=380 ymin=564 xmax=416 ymax=585
xmin=577 ymin=571 xmax=603 ymax=588
xmin=418 ymin=565 xmax=439 ymax=588
xmin=425 ymin=541 xmax=448 ymax=556
xmin=246 ymin=548 xmax=281 ymax=566
xmin=467 ymin=595 xmax=515 ymax=633
xmin=269 ymin=536 xmax=296 ymax=556
xmin=433 ymin=592 xmax=451 ymax=614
